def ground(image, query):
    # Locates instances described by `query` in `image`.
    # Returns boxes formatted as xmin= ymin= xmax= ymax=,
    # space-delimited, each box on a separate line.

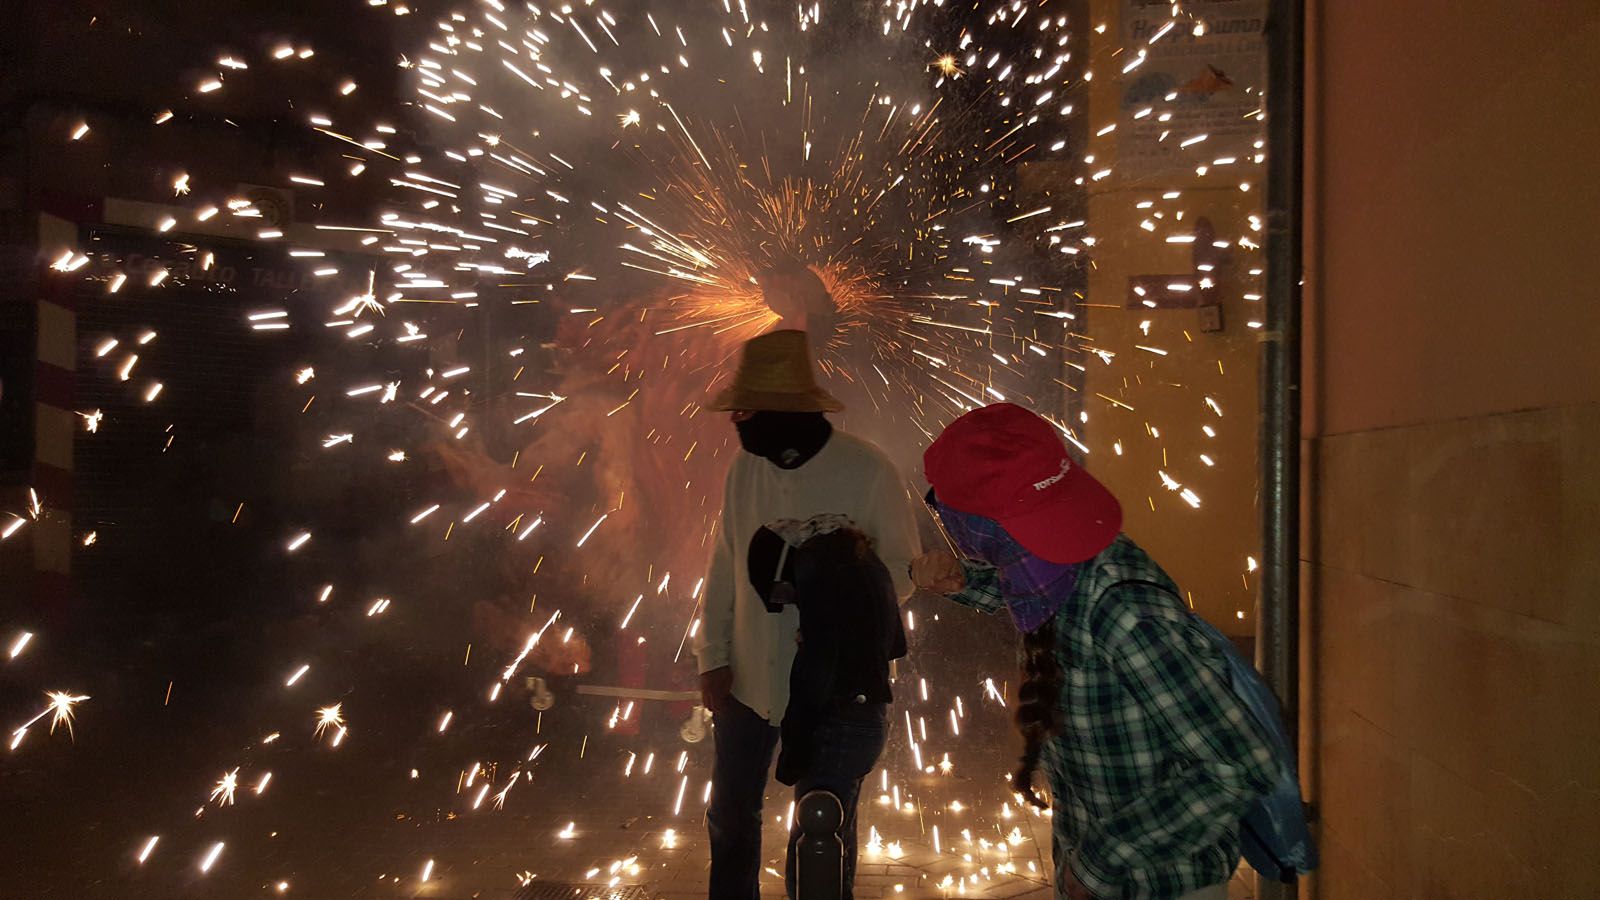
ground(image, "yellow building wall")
xmin=1050 ymin=0 xmax=1269 ymax=633
xmin=1080 ymin=194 xmax=1262 ymax=632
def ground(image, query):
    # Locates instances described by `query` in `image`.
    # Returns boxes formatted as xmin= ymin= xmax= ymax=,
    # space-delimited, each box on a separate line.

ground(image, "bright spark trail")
xmin=5 ymin=0 xmax=1269 ymax=895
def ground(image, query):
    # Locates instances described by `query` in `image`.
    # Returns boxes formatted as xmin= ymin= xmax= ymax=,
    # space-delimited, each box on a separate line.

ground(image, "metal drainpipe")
xmin=1258 ymin=0 xmax=1305 ymax=894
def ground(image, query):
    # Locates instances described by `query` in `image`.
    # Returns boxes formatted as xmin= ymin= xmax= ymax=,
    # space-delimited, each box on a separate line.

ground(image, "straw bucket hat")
xmin=709 ymin=329 xmax=843 ymax=413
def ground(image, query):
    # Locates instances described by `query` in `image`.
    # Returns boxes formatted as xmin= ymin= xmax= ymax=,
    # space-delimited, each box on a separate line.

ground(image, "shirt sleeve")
xmin=1070 ymin=614 xmax=1279 ymax=896
xmin=867 ymin=462 xmax=921 ymax=603
xmin=944 ymin=561 xmax=1005 ymax=614
xmin=692 ymin=465 xmax=739 ymax=674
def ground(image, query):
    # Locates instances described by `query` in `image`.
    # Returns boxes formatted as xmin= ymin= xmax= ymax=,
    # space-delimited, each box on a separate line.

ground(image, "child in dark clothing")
xmin=747 ymin=517 xmax=907 ymax=899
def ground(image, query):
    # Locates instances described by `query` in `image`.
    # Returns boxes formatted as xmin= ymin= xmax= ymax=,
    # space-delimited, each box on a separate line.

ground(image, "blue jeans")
xmin=783 ymin=701 xmax=888 ymax=900
xmin=708 ymin=697 xmax=887 ymax=900
xmin=708 ymin=696 xmax=780 ymax=900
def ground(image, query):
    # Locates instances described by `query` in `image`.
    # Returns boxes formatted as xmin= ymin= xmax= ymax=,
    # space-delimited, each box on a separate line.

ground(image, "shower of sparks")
xmin=26 ymin=0 xmax=1269 ymax=892
xmin=10 ymin=691 xmax=90 ymax=749
xmin=313 ymin=704 xmax=344 ymax=740
xmin=210 ymin=768 xmax=240 ymax=806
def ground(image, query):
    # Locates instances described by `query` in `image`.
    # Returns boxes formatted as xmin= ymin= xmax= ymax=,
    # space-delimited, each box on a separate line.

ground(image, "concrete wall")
xmin=1304 ymin=2 xmax=1600 ymax=898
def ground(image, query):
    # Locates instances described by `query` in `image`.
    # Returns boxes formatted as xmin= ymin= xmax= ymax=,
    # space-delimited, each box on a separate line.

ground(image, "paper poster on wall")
xmin=1119 ymin=0 xmax=1266 ymax=180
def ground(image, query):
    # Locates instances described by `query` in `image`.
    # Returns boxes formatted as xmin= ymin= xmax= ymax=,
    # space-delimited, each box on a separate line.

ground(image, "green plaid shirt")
xmin=950 ymin=535 xmax=1276 ymax=900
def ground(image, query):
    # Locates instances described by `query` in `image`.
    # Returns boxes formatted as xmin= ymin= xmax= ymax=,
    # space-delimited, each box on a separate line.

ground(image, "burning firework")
xmin=9 ymin=0 xmax=1268 ymax=894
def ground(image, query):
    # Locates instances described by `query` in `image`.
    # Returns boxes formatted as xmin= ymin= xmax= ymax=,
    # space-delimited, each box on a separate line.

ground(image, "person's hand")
xmin=911 ymin=550 xmax=966 ymax=594
xmin=699 ymin=666 xmax=733 ymax=713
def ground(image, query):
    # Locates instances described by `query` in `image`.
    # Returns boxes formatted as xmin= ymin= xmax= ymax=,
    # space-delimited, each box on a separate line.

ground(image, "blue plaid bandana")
xmin=927 ymin=490 xmax=1081 ymax=632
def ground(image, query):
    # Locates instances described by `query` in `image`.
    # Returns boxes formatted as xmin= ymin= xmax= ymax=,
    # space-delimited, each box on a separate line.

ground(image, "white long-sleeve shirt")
xmin=693 ymin=431 xmax=920 ymax=722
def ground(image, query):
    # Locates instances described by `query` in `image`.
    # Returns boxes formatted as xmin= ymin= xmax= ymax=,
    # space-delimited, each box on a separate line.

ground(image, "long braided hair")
xmin=1012 ymin=617 xmax=1064 ymax=809
xmin=924 ymin=489 xmax=1070 ymax=808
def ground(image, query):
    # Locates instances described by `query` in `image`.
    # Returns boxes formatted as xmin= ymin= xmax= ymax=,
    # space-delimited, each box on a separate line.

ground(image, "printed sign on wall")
xmin=1119 ymin=0 xmax=1267 ymax=180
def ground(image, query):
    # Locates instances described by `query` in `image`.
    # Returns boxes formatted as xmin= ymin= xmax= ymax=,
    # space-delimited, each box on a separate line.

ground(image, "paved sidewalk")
xmin=1 ymin=601 xmax=1267 ymax=900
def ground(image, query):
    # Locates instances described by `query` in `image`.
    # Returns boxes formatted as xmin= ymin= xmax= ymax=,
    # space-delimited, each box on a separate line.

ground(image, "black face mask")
xmin=734 ymin=411 xmax=832 ymax=469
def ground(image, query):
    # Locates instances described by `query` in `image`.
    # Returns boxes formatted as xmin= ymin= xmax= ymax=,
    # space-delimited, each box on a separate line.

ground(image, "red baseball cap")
xmin=924 ymin=403 xmax=1122 ymax=564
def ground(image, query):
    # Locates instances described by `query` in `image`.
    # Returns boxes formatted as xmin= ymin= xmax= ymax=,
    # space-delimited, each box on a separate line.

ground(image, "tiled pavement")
xmin=2 ymin=695 xmax=1265 ymax=900
xmin=383 ymin=743 xmax=1258 ymax=900
xmin=3 ymin=603 xmax=1265 ymax=900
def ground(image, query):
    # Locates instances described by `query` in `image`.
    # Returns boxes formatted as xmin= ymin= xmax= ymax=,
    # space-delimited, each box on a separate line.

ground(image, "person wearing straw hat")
xmin=912 ymin=403 xmax=1280 ymax=900
xmin=695 ymin=327 xmax=919 ymax=900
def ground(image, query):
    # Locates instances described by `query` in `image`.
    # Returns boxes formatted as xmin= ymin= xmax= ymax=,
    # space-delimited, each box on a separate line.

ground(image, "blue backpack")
xmin=1188 ymin=613 xmax=1318 ymax=881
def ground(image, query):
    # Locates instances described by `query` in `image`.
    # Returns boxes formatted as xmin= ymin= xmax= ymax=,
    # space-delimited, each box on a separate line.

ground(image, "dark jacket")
xmin=747 ymin=525 xmax=907 ymax=784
